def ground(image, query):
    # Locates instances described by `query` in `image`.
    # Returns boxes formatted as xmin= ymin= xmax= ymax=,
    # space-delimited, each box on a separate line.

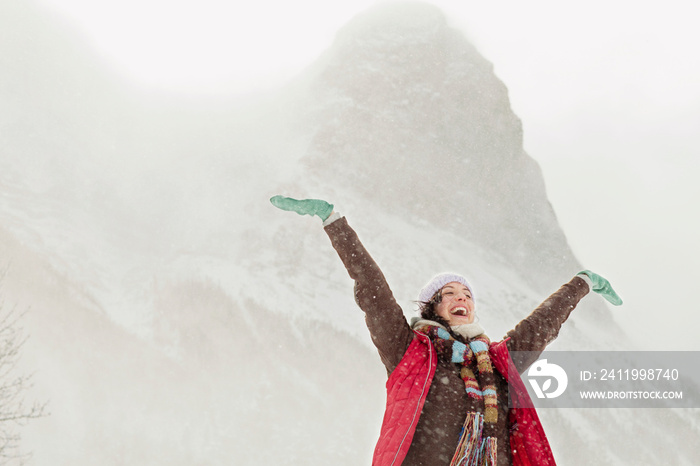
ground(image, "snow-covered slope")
xmin=1 ymin=1 xmax=697 ymax=464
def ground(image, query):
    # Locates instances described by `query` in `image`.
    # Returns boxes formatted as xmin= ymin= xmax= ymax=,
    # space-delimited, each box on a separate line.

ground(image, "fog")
xmin=2 ymin=0 xmax=699 ymax=464
xmin=34 ymin=0 xmax=700 ymax=350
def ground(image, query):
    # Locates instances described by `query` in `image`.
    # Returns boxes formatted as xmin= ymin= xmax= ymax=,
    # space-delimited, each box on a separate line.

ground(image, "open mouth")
xmin=451 ymin=307 xmax=469 ymax=316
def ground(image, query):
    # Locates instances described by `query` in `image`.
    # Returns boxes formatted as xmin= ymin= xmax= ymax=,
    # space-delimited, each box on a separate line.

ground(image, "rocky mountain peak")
xmin=296 ymin=2 xmax=578 ymax=285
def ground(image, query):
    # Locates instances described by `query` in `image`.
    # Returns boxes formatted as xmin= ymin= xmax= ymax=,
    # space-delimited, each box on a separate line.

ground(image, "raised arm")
xmin=506 ymin=271 xmax=622 ymax=372
xmin=324 ymin=216 xmax=414 ymax=372
xmin=270 ymin=196 xmax=413 ymax=374
xmin=506 ymin=276 xmax=589 ymax=355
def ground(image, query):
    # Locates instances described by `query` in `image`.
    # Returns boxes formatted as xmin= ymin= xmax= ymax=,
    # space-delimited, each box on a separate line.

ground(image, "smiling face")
xmin=434 ymin=282 xmax=475 ymax=325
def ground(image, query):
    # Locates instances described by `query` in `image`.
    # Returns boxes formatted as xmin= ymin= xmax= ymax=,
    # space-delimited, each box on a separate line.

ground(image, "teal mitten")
xmin=269 ymin=195 xmax=334 ymax=222
xmin=577 ymin=270 xmax=623 ymax=306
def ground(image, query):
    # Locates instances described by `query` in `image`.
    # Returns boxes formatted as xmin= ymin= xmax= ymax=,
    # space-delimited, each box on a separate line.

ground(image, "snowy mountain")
xmin=299 ymin=3 xmax=578 ymax=285
xmin=1 ymin=1 xmax=697 ymax=464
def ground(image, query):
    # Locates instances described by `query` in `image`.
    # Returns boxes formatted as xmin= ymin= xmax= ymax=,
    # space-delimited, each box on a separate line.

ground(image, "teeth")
xmin=451 ymin=307 xmax=468 ymax=316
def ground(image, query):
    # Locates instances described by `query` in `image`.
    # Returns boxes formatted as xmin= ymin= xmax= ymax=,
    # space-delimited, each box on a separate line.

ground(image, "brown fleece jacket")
xmin=324 ymin=217 xmax=590 ymax=466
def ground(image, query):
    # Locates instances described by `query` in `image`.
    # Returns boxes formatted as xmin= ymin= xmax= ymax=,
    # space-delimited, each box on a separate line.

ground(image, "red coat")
xmin=372 ymin=332 xmax=555 ymax=466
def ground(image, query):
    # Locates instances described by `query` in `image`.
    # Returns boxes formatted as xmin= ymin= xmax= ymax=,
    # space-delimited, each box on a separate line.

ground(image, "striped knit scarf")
xmin=415 ymin=324 xmax=498 ymax=466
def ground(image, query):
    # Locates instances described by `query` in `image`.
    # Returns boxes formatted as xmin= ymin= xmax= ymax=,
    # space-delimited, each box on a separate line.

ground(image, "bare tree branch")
xmin=0 ymin=271 xmax=48 ymax=464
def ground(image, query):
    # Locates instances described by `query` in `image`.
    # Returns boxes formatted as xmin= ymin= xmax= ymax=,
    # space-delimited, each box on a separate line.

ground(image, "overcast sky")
xmin=36 ymin=0 xmax=700 ymax=350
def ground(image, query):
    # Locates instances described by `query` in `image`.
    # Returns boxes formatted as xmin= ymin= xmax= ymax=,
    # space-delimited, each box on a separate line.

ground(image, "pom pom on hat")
xmin=418 ymin=272 xmax=474 ymax=304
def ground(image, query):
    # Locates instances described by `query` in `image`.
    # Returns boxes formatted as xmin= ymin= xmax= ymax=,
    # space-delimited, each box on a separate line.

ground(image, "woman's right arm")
xmin=324 ymin=216 xmax=414 ymax=374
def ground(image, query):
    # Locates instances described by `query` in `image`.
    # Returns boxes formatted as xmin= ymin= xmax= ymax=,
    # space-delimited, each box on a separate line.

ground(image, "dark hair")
xmin=416 ymin=293 xmax=465 ymax=342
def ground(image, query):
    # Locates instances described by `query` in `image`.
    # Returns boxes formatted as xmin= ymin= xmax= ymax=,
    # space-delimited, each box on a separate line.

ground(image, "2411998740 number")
xmin=599 ymin=368 xmax=679 ymax=381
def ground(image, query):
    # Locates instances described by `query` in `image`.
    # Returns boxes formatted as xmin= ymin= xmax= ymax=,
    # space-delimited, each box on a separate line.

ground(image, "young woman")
xmin=270 ymin=196 xmax=622 ymax=466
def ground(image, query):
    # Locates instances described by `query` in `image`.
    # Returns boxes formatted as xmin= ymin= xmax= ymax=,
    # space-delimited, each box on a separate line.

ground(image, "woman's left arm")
xmin=505 ymin=270 xmax=622 ymax=372
xmin=506 ymin=276 xmax=589 ymax=355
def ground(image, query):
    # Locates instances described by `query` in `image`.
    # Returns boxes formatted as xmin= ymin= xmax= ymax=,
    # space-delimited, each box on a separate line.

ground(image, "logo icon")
xmin=527 ymin=359 xmax=568 ymax=399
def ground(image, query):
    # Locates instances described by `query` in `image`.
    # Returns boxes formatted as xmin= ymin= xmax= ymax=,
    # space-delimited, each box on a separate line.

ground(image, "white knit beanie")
xmin=417 ymin=272 xmax=474 ymax=304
